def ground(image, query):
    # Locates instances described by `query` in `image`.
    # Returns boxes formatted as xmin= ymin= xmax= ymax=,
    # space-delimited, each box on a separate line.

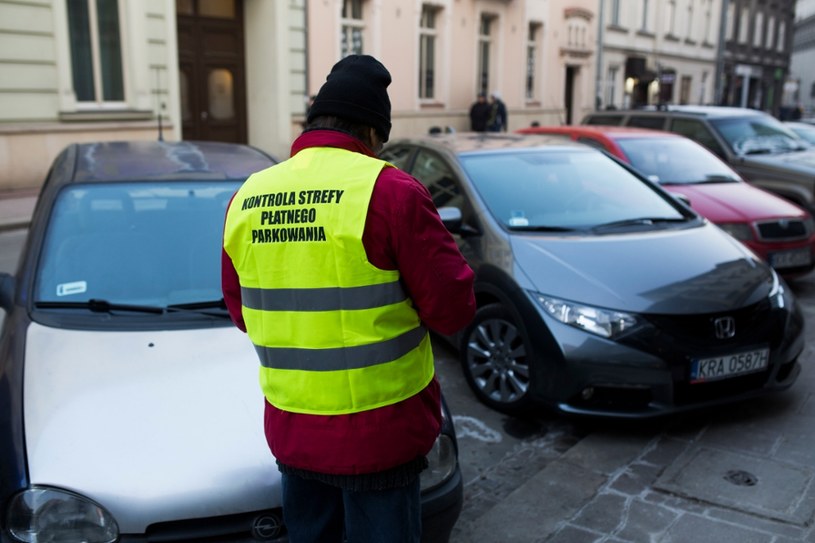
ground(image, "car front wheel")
xmin=460 ymin=303 xmax=532 ymax=413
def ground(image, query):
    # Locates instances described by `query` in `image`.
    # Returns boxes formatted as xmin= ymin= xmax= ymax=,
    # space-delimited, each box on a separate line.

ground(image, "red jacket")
xmin=222 ymin=130 xmax=476 ymax=475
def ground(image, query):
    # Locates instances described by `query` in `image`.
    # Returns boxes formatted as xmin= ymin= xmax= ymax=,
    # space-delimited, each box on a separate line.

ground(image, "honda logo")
xmin=714 ymin=316 xmax=736 ymax=339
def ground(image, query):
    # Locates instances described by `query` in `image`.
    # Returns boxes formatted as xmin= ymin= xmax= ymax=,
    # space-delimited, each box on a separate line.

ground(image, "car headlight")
xmin=717 ymin=222 xmax=754 ymax=241
xmin=6 ymin=487 xmax=118 ymax=543
xmin=420 ymin=434 xmax=458 ymax=491
xmin=534 ymin=294 xmax=639 ymax=339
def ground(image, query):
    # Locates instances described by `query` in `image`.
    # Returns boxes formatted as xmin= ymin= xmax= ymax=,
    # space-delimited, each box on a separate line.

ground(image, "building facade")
xmin=0 ymin=0 xmax=600 ymax=193
xmin=716 ymin=0 xmax=796 ymax=116
xmin=596 ymin=0 xmax=722 ymax=111
xmin=791 ymin=0 xmax=815 ymax=116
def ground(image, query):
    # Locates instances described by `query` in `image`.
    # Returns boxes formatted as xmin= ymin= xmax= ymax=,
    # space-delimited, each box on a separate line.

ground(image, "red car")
xmin=517 ymin=125 xmax=815 ymax=277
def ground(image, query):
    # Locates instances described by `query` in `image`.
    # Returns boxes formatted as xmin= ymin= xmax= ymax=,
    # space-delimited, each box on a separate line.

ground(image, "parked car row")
xmin=380 ymin=132 xmax=804 ymax=417
xmin=581 ymin=105 xmax=815 ymax=216
xmin=516 ymin=124 xmax=815 ymax=278
xmin=0 ymin=109 xmax=810 ymax=541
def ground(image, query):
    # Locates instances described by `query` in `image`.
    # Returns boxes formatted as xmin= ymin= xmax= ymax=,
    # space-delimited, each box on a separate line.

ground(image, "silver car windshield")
xmin=711 ymin=115 xmax=809 ymax=155
xmin=616 ymin=137 xmax=740 ymax=185
xmin=36 ymin=181 xmax=241 ymax=306
xmin=459 ymin=148 xmax=685 ymax=230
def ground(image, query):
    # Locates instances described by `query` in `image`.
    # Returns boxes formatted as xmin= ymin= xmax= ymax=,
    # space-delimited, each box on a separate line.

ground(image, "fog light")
xmin=581 ymin=387 xmax=594 ymax=400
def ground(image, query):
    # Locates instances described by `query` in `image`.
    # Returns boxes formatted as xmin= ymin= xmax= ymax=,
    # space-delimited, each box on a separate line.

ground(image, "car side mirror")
xmin=673 ymin=193 xmax=692 ymax=207
xmin=0 ymin=273 xmax=14 ymax=312
xmin=438 ymin=207 xmax=479 ymax=237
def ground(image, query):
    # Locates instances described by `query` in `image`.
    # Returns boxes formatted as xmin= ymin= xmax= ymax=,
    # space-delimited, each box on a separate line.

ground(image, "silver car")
xmin=0 ymin=140 xmax=462 ymax=543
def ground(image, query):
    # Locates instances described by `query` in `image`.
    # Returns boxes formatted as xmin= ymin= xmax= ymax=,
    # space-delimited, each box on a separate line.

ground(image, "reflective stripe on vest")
xmin=223 ymin=147 xmax=435 ymax=415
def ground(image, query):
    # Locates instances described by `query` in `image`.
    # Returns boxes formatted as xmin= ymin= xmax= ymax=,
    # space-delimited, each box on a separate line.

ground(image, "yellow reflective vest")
xmin=223 ymin=146 xmax=435 ymax=415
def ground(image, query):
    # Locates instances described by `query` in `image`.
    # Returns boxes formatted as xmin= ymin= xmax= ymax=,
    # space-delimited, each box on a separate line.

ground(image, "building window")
xmin=478 ymin=14 xmax=495 ymax=95
xmin=610 ymin=0 xmax=621 ymax=26
xmin=341 ymin=0 xmax=364 ymax=57
xmin=725 ymin=2 xmax=735 ymax=41
xmin=606 ymin=66 xmax=619 ymax=107
xmin=703 ymin=0 xmax=713 ymax=43
xmin=665 ymin=0 xmax=677 ymax=36
xmin=739 ymin=7 xmax=749 ymax=44
xmin=66 ymin=0 xmax=124 ymax=105
xmin=777 ymin=21 xmax=786 ymax=52
xmin=419 ymin=5 xmax=438 ymax=100
xmin=526 ymin=22 xmax=541 ymax=100
xmin=641 ymin=0 xmax=649 ymax=31
xmin=686 ymin=0 xmax=695 ymax=40
xmin=680 ymin=75 xmax=692 ymax=104
xmin=754 ymin=11 xmax=764 ymax=48
xmin=767 ymin=16 xmax=776 ymax=50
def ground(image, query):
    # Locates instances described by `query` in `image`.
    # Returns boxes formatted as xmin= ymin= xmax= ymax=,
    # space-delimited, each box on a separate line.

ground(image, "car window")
xmin=576 ymin=136 xmax=609 ymax=153
xmin=669 ymin=118 xmax=726 ymax=157
xmin=36 ymin=181 xmax=241 ymax=306
xmin=616 ymin=137 xmax=740 ymax=184
xmin=583 ymin=114 xmax=624 ymax=126
xmin=627 ymin=116 xmax=667 ymax=130
xmin=459 ymin=148 xmax=684 ymax=230
xmin=710 ymin=115 xmax=806 ymax=155
xmin=410 ymin=150 xmax=464 ymax=209
xmin=380 ymin=145 xmax=413 ymax=170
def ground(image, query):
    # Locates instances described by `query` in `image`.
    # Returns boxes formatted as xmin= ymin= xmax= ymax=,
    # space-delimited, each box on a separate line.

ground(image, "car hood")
xmin=23 ymin=322 xmax=278 ymax=533
xmin=511 ymin=224 xmax=772 ymax=314
xmin=740 ymin=148 xmax=815 ymax=176
xmin=664 ymin=182 xmax=806 ymax=222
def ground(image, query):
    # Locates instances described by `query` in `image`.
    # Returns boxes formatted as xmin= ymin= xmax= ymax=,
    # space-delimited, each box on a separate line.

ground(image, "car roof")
xmin=587 ymin=105 xmax=767 ymax=119
xmin=386 ymin=131 xmax=585 ymax=155
xmin=57 ymin=140 xmax=277 ymax=185
xmin=518 ymin=125 xmax=681 ymax=140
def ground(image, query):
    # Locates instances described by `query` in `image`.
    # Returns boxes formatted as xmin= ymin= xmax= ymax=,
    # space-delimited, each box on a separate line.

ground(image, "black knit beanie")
xmin=307 ymin=55 xmax=392 ymax=142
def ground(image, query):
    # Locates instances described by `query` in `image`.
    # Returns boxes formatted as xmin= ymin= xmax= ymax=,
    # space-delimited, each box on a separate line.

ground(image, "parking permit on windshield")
xmin=56 ymin=281 xmax=88 ymax=297
xmin=509 ymin=210 xmax=529 ymax=227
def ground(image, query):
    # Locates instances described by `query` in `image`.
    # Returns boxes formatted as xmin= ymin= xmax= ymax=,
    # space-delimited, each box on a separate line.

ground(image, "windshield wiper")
xmin=35 ymin=299 xmax=164 ymax=314
xmin=35 ymin=298 xmax=231 ymax=318
xmin=166 ymin=299 xmax=231 ymax=318
xmin=507 ymin=225 xmax=581 ymax=232
xmin=695 ymin=174 xmax=740 ymax=184
xmin=591 ymin=217 xmax=687 ymax=232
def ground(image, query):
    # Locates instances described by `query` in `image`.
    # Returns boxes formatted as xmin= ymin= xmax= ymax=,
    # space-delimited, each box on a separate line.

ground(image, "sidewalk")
xmin=0 ymin=189 xmax=38 ymax=232
xmin=453 ymin=328 xmax=815 ymax=542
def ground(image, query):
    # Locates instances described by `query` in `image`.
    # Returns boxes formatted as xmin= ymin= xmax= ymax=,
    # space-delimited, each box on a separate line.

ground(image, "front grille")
xmin=756 ymin=219 xmax=810 ymax=241
xmin=119 ymin=509 xmax=288 ymax=543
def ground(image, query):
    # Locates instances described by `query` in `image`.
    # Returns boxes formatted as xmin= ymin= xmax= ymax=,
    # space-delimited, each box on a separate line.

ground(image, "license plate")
xmin=690 ymin=348 xmax=770 ymax=384
xmin=769 ymin=248 xmax=812 ymax=269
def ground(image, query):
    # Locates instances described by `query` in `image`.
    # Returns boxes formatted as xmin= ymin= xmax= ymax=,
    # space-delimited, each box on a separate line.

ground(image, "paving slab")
xmin=654 ymin=446 xmax=815 ymax=526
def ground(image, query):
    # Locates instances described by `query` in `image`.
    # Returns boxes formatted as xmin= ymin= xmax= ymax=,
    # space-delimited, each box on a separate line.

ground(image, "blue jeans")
xmin=281 ymin=472 xmax=421 ymax=543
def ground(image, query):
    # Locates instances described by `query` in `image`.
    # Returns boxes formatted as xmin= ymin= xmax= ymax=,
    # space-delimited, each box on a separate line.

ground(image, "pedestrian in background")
xmin=469 ymin=92 xmax=490 ymax=131
xmin=487 ymin=91 xmax=508 ymax=132
xmin=221 ymin=54 xmax=476 ymax=542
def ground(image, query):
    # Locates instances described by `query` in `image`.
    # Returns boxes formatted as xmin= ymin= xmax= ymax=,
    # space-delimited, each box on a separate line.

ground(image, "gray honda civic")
xmin=381 ymin=132 xmax=805 ymax=418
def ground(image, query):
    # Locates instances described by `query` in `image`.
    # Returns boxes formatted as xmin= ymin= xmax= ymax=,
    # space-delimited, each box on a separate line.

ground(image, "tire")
xmin=459 ymin=303 xmax=532 ymax=413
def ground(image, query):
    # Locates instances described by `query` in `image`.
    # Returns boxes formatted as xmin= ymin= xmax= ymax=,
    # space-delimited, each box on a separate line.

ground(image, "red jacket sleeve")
xmin=363 ymin=166 xmax=476 ymax=336
xmin=221 ymin=196 xmax=246 ymax=332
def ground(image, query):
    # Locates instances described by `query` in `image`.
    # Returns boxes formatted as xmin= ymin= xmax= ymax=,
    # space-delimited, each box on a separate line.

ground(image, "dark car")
xmin=517 ymin=125 xmax=815 ymax=277
xmin=581 ymin=106 xmax=815 ymax=214
xmin=0 ymin=140 xmax=463 ymax=543
xmin=380 ymin=132 xmax=805 ymax=418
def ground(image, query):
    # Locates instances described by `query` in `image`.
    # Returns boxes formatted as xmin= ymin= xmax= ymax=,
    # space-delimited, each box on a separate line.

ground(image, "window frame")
xmin=340 ymin=0 xmax=365 ymax=57
xmin=65 ymin=0 xmax=128 ymax=110
xmin=419 ymin=4 xmax=439 ymax=101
